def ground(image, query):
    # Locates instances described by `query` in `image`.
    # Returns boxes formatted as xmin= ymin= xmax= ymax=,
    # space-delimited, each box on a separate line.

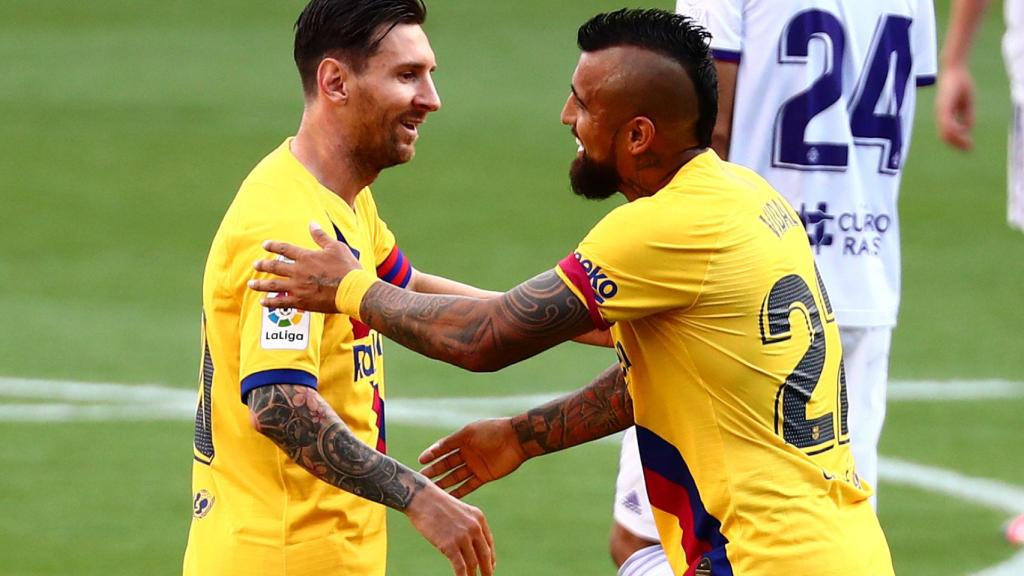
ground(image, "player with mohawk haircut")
xmin=251 ymin=9 xmax=896 ymax=576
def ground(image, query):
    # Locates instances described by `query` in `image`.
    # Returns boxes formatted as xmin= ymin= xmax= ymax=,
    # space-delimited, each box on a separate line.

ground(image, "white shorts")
xmin=1009 ymin=102 xmax=1024 ymax=231
xmin=613 ymin=426 xmax=660 ymax=542
xmin=612 ymin=326 xmax=893 ymax=534
xmin=840 ymin=326 xmax=892 ymax=505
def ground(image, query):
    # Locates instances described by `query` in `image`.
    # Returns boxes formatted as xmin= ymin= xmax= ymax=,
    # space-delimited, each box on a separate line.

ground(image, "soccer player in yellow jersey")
xmin=250 ymin=9 xmax=894 ymax=576
xmin=184 ymin=1 xmax=496 ymax=575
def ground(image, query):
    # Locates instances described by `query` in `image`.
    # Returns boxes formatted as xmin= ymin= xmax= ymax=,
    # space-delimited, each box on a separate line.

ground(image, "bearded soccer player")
xmin=183 ymin=1 xmax=496 ymax=575
xmin=605 ymin=1 xmax=939 ymax=572
xmin=250 ymin=9 xmax=894 ymax=575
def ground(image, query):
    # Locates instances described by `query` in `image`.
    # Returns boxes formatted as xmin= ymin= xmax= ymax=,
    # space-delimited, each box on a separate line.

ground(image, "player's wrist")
xmin=507 ymin=415 xmax=546 ymax=460
xmin=335 ymin=269 xmax=378 ymax=318
xmin=403 ymin=478 xmax=445 ymax=519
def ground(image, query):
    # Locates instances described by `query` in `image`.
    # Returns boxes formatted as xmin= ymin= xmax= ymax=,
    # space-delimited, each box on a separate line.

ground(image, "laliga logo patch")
xmin=261 ymin=299 xmax=311 ymax=350
xmin=268 ymin=307 xmax=303 ymax=328
xmin=260 ymin=256 xmax=311 ymax=350
xmin=193 ymin=490 xmax=215 ymax=519
xmin=573 ymin=252 xmax=618 ymax=303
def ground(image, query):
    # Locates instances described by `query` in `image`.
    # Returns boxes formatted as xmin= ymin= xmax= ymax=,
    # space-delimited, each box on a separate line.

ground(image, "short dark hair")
xmin=294 ymin=0 xmax=427 ymax=94
xmin=577 ymin=9 xmax=717 ymax=148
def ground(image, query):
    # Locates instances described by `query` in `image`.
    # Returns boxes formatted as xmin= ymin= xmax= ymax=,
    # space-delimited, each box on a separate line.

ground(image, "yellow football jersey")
xmin=183 ymin=139 xmax=412 ymax=576
xmin=556 ymin=151 xmax=892 ymax=576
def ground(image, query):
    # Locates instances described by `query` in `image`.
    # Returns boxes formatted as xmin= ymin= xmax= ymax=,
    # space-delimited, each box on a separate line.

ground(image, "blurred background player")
xmin=250 ymin=9 xmax=896 ymax=575
xmin=182 ymin=1 xmax=496 ymax=575
xmin=935 ymin=0 xmax=1024 ymax=543
xmin=604 ymin=0 xmax=937 ymax=572
xmin=935 ymin=0 xmax=1023 ymax=230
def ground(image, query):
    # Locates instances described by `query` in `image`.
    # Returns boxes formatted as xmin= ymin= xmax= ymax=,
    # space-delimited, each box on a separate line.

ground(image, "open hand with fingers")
xmin=248 ymin=222 xmax=362 ymax=312
xmin=419 ymin=418 xmax=530 ymax=499
xmin=405 ymin=483 xmax=497 ymax=576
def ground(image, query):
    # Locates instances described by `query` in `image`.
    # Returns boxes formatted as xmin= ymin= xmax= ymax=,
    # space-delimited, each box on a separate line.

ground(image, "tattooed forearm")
xmin=248 ymin=384 xmax=426 ymax=510
xmin=360 ymin=269 xmax=593 ymax=371
xmin=511 ymin=363 xmax=633 ymax=457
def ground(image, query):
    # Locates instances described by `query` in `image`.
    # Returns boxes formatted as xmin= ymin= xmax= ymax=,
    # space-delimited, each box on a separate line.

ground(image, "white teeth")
xmin=575 ymin=138 xmax=583 ymax=153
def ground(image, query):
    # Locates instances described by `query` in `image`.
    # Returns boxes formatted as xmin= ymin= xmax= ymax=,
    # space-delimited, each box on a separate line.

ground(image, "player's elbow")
xmin=451 ymin=348 xmax=513 ymax=373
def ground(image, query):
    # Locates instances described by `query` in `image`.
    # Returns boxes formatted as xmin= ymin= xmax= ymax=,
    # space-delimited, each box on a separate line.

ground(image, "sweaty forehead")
xmin=369 ymin=23 xmax=436 ymax=69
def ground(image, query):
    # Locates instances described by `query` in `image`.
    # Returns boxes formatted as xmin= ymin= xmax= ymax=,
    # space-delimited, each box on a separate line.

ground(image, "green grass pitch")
xmin=0 ymin=1 xmax=1022 ymax=575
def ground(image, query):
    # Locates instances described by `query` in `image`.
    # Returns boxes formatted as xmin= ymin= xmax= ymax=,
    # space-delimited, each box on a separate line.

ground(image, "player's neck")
xmin=621 ymin=146 xmax=706 ymax=202
xmin=292 ymin=115 xmax=378 ymax=207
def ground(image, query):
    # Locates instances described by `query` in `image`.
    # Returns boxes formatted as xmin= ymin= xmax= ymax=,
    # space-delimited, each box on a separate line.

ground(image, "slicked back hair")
xmin=577 ymin=8 xmax=717 ymax=148
xmin=294 ymin=0 xmax=427 ymax=95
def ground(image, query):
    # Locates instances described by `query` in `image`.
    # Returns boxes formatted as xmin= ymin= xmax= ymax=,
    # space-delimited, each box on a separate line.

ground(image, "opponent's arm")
xmin=936 ymin=0 xmax=991 ymax=150
xmin=248 ymin=384 xmax=495 ymax=576
xmin=417 ymin=363 xmax=632 ymax=498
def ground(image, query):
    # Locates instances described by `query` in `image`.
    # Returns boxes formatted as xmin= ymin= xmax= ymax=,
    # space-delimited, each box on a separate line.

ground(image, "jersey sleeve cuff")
xmin=376 ymin=246 xmax=413 ymax=288
xmin=240 ymin=369 xmax=317 ymax=403
xmin=335 ymin=269 xmax=378 ymax=320
xmin=916 ymin=74 xmax=936 ymax=87
xmin=556 ymin=253 xmax=612 ymax=330
xmin=711 ymin=48 xmax=742 ymax=63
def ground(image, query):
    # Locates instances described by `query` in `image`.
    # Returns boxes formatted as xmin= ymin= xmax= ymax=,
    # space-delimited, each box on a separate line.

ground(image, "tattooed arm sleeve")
xmin=513 ymin=363 xmax=633 ymax=457
xmin=359 ymin=269 xmax=595 ymax=372
xmin=247 ymin=383 xmax=426 ymax=510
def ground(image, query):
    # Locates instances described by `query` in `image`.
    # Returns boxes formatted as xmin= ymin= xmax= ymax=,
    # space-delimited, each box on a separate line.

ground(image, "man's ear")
xmin=626 ymin=116 xmax=656 ymax=156
xmin=317 ymin=57 xmax=350 ymax=104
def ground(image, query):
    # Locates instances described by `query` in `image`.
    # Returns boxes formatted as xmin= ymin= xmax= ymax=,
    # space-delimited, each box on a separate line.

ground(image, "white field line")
xmin=1 ymin=377 xmax=1022 ymax=408
xmin=1 ymin=376 xmax=1022 ymax=574
xmin=886 ymin=379 xmax=1024 ymax=401
xmin=972 ymin=552 xmax=1024 ymax=576
xmin=879 ymin=457 xmax=1024 ymax=576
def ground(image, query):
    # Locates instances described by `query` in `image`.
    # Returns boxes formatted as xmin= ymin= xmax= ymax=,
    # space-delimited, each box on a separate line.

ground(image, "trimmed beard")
xmin=569 ymin=153 xmax=619 ymax=200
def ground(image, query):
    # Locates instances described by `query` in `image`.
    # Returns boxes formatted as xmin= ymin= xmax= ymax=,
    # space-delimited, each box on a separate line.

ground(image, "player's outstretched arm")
xmin=418 ymin=363 xmax=632 ymax=498
xmin=250 ymin=224 xmax=597 ymax=371
xmin=248 ymin=384 xmax=495 ymax=576
xmin=408 ymin=269 xmax=612 ymax=348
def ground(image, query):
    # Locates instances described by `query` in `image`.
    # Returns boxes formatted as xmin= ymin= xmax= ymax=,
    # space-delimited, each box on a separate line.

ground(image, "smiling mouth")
xmin=400 ymin=119 xmax=423 ymax=137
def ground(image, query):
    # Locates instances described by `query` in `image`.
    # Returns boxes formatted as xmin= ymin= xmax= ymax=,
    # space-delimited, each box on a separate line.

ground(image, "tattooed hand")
xmin=418 ymin=364 xmax=633 ymax=498
xmin=248 ymin=383 xmax=496 ymax=576
xmin=249 ymin=222 xmax=358 ymax=313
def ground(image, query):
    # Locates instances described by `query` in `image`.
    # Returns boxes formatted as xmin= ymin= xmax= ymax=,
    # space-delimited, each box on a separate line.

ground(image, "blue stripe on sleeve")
xmin=240 ymin=369 xmax=317 ymax=403
xmin=711 ymin=49 xmax=742 ymax=63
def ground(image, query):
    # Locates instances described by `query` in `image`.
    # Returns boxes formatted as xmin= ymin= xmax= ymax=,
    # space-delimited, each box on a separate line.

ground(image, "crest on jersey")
xmin=193 ymin=490 xmax=215 ymax=519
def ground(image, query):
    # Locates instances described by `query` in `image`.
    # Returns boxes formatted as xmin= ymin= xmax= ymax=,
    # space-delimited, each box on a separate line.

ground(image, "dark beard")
xmin=569 ymin=154 xmax=619 ymax=200
xmin=351 ymin=135 xmax=410 ymax=175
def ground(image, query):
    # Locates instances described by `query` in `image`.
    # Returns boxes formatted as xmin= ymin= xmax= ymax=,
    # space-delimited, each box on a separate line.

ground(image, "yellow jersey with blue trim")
xmin=556 ymin=150 xmax=893 ymax=576
xmin=183 ymin=139 xmax=413 ymax=576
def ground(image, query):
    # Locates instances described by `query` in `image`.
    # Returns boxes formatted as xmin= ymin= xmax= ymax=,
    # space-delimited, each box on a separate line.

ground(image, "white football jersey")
xmin=1006 ymin=0 xmax=1024 ymax=105
xmin=677 ymin=0 xmax=937 ymax=327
